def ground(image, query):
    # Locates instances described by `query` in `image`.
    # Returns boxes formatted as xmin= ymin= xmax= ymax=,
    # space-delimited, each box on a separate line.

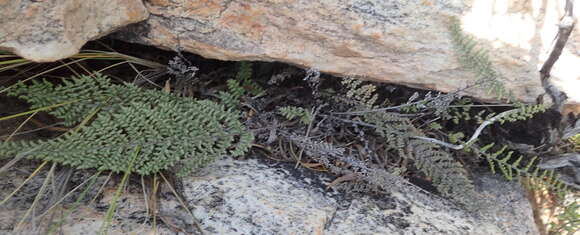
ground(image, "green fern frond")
xmin=569 ymin=134 xmax=580 ymax=151
xmin=448 ymin=132 xmax=465 ymax=144
xmin=279 ymin=106 xmax=312 ymax=125
xmin=496 ymin=104 xmax=546 ymax=124
xmin=236 ymin=62 xmax=264 ymax=96
xmin=362 ymin=111 xmax=414 ymax=150
xmin=550 ymin=201 xmax=580 ymax=234
xmin=0 ymin=74 xmax=253 ymax=176
xmin=476 ymin=143 xmax=568 ymax=193
xmin=227 ymin=79 xmax=245 ymax=99
xmin=4 ymin=74 xmax=117 ymax=126
xmin=217 ymin=62 xmax=264 ymax=109
xmin=218 ymin=79 xmax=245 ymax=110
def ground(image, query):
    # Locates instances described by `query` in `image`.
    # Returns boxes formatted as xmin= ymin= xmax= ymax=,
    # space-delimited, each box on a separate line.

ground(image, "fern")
xmin=5 ymin=75 xmax=118 ymax=126
xmin=409 ymin=139 xmax=479 ymax=208
xmin=278 ymin=106 xmax=313 ymax=125
xmin=0 ymin=74 xmax=253 ymax=176
xmin=476 ymin=143 xmax=568 ymax=193
xmin=236 ymin=61 xmax=264 ymax=96
xmin=550 ymin=201 xmax=580 ymax=234
xmin=287 ymin=134 xmax=414 ymax=194
xmin=218 ymin=79 xmax=245 ymax=110
xmin=446 ymin=18 xmax=564 ymax=193
xmin=362 ymin=110 xmax=479 ymax=207
xmin=448 ymin=132 xmax=465 ymax=144
xmin=217 ymin=62 xmax=264 ymax=109
xmin=335 ymin=84 xmax=550 ymax=208
xmin=495 ymin=104 xmax=546 ymax=124
xmin=445 ymin=98 xmax=475 ymax=124
xmin=448 ymin=16 xmax=513 ymax=102
xmin=447 ymin=16 xmax=549 ymax=121
xmin=340 ymin=77 xmax=378 ymax=107
xmin=570 ymin=134 xmax=580 ymax=152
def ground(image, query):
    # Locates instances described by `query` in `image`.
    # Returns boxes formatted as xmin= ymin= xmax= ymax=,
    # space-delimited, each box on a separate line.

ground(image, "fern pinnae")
xmin=278 ymin=106 xmax=313 ymax=125
xmin=0 ymin=74 xmax=254 ymax=176
xmin=475 ymin=144 xmax=569 ymax=192
xmin=448 ymin=16 xmax=515 ymax=103
xmin=409 ymin=139 xmax=479 ymax=208
xmin=236 ymin=61 xmax=264 ymax=96
xmin=340 ymin=76 xmax=379 ymax=108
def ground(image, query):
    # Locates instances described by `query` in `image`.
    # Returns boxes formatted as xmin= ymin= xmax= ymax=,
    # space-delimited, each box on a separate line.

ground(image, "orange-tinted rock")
xmin=115 ymin=0 xmax=579 ymax=104
xmin=0 ymin=0 xmax=148 ymax=62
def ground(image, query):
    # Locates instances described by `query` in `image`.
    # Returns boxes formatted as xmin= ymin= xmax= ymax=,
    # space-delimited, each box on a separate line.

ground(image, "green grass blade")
xmin=98 ymin=146 xmax=141 ymax=235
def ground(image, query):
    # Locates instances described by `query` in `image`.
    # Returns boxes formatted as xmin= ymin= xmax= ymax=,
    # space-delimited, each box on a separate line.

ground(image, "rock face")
xmin=174 ymin=158 xmax=539 ymax=234
xmin=0 ymin=158 xmax=539 ymax=234
xmin=0 ymin=0 xmax=148 ymax=62
xmin=1 ymin=0 xmax=577 ymax=104
xmin=114 ymin=0 xmax=579 ymax=104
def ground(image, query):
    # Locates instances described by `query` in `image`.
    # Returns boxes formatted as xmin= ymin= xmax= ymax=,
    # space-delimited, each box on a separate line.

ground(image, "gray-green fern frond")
xmin=410 ymin=139 xmax=479 ymax=208
xmin=5 ymin=75 xmax=120 ymax=126
xmin=447 ymin=18 xmax=559 ymax=193
xmin=448 ymin=16 xmax=513 ymax=102
xmin=494 ymin=104 xmax=546 ymax=124
xmin=279 ymin=106 xmax=313 ymax=125
xmin=363 ymin=110 xmax=479 ymax=207
xmin=287 ymin=134 xmax=413 ymax=194
xmin=0 ymin=74 xmax=253 ymax=176
xmin=340 ymin=77 xmax=378 ymax=107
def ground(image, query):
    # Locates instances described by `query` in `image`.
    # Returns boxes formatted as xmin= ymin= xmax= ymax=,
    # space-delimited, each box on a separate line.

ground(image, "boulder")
xmin=1 ymin=0 xmax=577 ymax=104
xmin=0 ymin=0 xmax=148 ymax=62
xmin=0 ymin=158 xmax=538 ymax=234
xmin=113 ymin=0 xmax=579 ymax=104
xmin=172 ymin=158 xmax=540 ymax=234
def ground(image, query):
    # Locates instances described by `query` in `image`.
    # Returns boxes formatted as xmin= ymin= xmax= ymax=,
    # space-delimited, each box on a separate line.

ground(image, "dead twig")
xmin=539 ymin=0 xmax=575 ymax=112
xmin=411 ymin=108 xmax=524 ymax=150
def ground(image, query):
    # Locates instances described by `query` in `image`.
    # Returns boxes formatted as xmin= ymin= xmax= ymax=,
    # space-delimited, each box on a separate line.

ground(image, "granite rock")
xmin=0 ymin=0 xmax=148 ymax=62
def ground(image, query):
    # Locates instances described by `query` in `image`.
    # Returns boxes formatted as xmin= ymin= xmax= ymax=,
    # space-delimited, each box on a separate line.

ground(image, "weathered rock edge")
xmin=2 ymin=0 xmax=578 ymax=105
xmin=0 ymin=0 xmax=148 ymax=62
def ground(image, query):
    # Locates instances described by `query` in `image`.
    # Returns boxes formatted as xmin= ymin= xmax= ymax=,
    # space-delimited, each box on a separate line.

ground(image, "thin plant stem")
xmin=0 ymin=99 xmax=81 ymax=121
xmin=159 ymin=172 xmax=205 ymax=235
xmin=46 ymin=171 xmax=103 ymax=235
xmin=38 ymin=171 xmax=103 ymax=219
xmin=0 ymin=58 xmax=91 ymax=94
xmin=0 ymin=161 xmax=49 ymax=207
xmin=5 ymin=111 xmax=38 ymax=141
xmin=14 ymin=163 xmax=57 ymax=232
xmin=99 ymin=146 xmax=141 ymax=235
